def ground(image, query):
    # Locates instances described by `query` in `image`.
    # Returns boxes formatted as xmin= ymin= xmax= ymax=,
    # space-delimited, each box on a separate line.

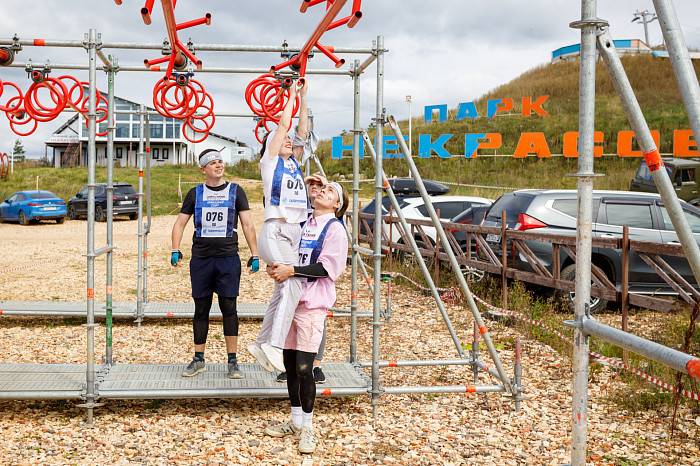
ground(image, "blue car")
xmin=0 ymin=190 xmax=67 ymax=225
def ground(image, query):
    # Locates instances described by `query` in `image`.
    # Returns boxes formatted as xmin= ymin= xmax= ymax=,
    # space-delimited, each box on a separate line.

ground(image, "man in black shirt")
xmin=171 ymin=149 xmax=259 ymax=379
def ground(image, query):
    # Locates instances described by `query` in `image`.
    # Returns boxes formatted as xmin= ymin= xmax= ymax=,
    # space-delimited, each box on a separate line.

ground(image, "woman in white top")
xmin=248 ymin=79 xmax=311 ymax=373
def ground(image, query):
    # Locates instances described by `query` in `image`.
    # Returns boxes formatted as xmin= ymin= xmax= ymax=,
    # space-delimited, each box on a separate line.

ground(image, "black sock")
xmin=228 ymin=353 xmax=237 ymax=363
xmin=195 ymin=352 xmax=204 ymax=361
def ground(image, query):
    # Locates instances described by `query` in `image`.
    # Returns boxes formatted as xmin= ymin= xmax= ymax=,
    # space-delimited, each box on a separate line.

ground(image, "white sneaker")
xmin=298 ymin=427 xmax=317 ymax=454
xmin=261 ymin=343 xmax=286 ymax=372
xmin=247 ymin=344 xmax=274 ymax=373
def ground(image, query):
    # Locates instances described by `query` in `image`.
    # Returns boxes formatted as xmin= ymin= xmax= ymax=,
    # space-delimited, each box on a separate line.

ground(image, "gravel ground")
xmin=0 ymin=194 xmax=699 ymax=465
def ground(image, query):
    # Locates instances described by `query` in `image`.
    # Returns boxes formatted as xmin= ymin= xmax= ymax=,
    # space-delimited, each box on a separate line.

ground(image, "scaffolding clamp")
xmin=569 ymin=18 xmax=609 ymax=30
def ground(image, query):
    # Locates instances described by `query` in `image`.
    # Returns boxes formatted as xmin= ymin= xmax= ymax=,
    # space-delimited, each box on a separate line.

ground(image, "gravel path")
xmin=0 ymin=202 xmax=698 ymax=465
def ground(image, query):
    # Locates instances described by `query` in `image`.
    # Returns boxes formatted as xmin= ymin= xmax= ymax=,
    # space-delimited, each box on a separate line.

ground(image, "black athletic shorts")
xmin=189 ymin=256 xmax=241 ymax=299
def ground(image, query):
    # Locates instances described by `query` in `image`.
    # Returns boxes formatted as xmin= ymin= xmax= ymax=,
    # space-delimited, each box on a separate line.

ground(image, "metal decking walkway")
xmin=0 ymin=302 xmax=371 ymax=319
xmin=0 ymin=362 xmax=371 ymax=401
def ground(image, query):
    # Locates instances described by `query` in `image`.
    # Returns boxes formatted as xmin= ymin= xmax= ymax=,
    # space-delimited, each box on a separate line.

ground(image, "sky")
xmin=1 ymin=0 xmax=699 ymax=157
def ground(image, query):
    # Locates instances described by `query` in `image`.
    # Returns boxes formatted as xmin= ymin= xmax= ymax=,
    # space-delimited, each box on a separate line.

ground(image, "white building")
xmin=46 ymin=94 xmax=255 ymax=168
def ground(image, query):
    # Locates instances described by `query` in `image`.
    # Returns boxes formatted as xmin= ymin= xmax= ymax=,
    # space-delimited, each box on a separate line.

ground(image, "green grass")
xmin=0 ymin=163 xmax=260 ymax=216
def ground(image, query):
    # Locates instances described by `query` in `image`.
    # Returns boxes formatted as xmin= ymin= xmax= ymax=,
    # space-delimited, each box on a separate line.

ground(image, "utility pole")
xmin=632 ymin=9 xmax=658 ymax=47
xmin=406 ymin=95 xmax=412 ymax=177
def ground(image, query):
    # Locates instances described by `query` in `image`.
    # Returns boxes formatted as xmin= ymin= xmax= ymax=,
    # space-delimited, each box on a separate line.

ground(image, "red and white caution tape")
xmin=0 ymin=257 xmax=62 ymax=275
xmin=471 ymin=294 xmax=700 ymax=401
xmin=438 ymin=180 xmax=519 ymax=191
xmin=384 ymin=268 xmax=700 ymax=401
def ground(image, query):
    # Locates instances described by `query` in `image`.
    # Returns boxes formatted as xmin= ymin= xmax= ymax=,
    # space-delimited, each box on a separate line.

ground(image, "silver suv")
xmin=481 ymin=189 xmax=700 ymax=313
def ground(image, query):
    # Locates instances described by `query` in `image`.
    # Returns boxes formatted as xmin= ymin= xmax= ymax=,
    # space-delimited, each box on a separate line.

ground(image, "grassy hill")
xmin=310 ymin=55 xmax=700 ymax=200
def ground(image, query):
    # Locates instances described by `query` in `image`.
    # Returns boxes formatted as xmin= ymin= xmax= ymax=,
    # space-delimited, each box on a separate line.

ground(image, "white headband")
xmin=328 ymin=182 xmax=344 ymax=213
xmin=199 ymin=151 xmax=223 ymax=167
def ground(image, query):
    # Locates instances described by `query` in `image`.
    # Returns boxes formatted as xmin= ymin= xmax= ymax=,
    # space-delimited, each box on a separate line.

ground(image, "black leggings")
xmin=193 ymin=296 xmax=238 ymax=345
xmin=283 ymin=349 xmax=316 ymax=413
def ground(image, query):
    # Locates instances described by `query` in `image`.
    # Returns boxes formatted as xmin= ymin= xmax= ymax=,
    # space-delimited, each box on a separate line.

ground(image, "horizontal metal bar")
xmin=4 ymin=62 xmax=352 ymax=75
xmin=0 ymin=39 xmax=374 ymax=54
xmin=381 ymin=385 xmax=506 ymax=395
xmin=352 ymin=245 xmax=375 ymax=255
xmin=583 ymin=317 xmax=700 ymax=377
xmin=358 ymin=358 xmax=473 ymax=368
xmin=0 ymin=391 xmax=84 ymax=400
xmin=98 ymin=387 xmax=369 ymax=399
xmin=474 ymin=359 xmax=506 ymax=381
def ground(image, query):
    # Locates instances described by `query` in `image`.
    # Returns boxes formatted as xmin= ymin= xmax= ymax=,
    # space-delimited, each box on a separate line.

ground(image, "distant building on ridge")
xmin=46 ymin=94 xmax=254 ymax=168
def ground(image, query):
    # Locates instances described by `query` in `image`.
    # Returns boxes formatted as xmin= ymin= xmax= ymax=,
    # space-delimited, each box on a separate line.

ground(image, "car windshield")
xmin=115 ymin=185 xmax=136 ymax=195
xmin=29 ymin=192 xmax=58 ymax=199
xmin=635 ymin=162 xmax=672 ymax=181
xmin=485 ymin=193 xmax=534 ymax=223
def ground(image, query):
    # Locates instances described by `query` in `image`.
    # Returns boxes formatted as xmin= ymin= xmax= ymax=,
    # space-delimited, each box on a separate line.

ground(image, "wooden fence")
xmin=352 ymin=210 xmax=700 ymax=320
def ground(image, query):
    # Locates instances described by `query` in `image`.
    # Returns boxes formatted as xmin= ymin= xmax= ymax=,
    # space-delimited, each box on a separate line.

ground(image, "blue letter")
xmin=418 ymin=134 xmax=453 ymax=158
xmin=456 ymin=102 xmax=479 ymax=120
xmin=424 ymin=104 xmax=447 ymax=123
xmin=464 ymin=133 xmax=486 ymax=158
xmin=382 ymin=135 xmax=408 ymax=158
xmin=332 ymin=136 xmax=363 ymax=159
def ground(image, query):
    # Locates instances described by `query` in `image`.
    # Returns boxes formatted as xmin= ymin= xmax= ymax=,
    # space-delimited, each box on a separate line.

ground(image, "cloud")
xmin=1 ymin=0 xmax=699 ymax=155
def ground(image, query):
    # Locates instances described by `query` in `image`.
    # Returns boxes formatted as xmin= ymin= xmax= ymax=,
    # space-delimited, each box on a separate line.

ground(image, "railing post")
xmin=501 ymin=210 xmax=507 ymax=311
xmin=622 ymin=226 xmax=630 ymax=362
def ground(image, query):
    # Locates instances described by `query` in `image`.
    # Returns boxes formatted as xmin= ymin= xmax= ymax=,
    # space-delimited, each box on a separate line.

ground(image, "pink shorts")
xmin=284 ymin=302 xmax=326 ymax=353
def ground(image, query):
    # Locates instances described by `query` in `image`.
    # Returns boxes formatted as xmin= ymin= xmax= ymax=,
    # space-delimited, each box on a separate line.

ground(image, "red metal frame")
xmin=126 ymin=0 xmax=211 ymax=77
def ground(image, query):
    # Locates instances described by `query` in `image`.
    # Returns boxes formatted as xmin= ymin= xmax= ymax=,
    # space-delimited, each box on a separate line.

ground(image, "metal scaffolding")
xmin=0 ymin=24 xmax=522 ymax=429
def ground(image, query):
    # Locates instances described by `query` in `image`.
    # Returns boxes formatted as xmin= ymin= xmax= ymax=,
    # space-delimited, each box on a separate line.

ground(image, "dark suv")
xmin=480 ymin=189 xmax=700 ymax=313
xmin=67 ymin=183 xmax=139 ymax=221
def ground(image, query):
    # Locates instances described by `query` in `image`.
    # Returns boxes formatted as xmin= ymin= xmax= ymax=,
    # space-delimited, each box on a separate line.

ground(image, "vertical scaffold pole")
xmin=105 ymin=55 xmax=116 ymax=365
xmin=350 ymin=59 xmax=361 ymax=363
xmin=83 ymin=28 xmax=99 ymax=426
xmin=135 ymin=105 xmax=145 ymax=326
xmin=570 ymin=1 xmax=602 ymax=463
xmin=143 ymin=116 xmax=151 ymax=305
xmin=653 ymin=0 xmax=700 ymax=140
xmin=371 ymin=35 xmax=385 ymax=419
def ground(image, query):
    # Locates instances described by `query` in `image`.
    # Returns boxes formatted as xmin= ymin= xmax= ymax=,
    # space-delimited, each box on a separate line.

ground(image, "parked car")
xmin=359 ymin=178 xmax=450 ymax=236
xmin=386 ymin=195 xmax=494 ymax=252
xmin=449 ymin=204 xmax=492 ymax=253
xmin=0 ymin=190 xmax=67 ymax=225
xmin=480 ymin=189 xmax=700 ymax=313
xmin=67 ymin=183 xmax=138 ymax=221
xmin=630 ymin=157 xmax=700 ymax=205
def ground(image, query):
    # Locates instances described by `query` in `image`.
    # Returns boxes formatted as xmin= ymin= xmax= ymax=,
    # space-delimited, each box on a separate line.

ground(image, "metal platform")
xmin=0 ymin=364 xmax=89 ymax=400
xmin=98 ymin=362 xmax=371 ymax=399
xmin=0 ymin=301 xmax=371 ymax=319
xmin=0 ymin=362 xmax=370 ymax=401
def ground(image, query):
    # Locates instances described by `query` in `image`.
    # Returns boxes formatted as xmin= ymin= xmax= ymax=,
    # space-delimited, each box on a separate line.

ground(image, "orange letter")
xmin=617 ymin=130 xmax=661 ymax=157
xmin=673 ymin=130 xmax=699 ymax=157
xmin=514 ymin=133 xmax=551 ymax=158
xmin=563 ymin=131 xmax=604 ymax=157
xmin=521 ymin=95 xmax=549 ymax=116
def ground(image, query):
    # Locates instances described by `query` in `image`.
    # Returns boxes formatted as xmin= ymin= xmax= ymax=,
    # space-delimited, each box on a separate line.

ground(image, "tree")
xmin=12 ymin=139 xmax=25 ymax=164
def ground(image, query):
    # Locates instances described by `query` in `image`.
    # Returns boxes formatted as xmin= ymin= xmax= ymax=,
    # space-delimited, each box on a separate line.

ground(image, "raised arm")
xmin=265 ymin=84 xmax=299 ymax=161
xmin=293 ymin=80 xmax=309 ymax=163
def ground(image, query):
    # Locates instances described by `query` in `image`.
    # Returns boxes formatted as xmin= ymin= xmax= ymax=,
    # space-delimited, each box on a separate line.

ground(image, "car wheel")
xmin=0 ymin=210 xmax=4 ymax=223
xmin=129 ymin=213 xmax=138 ymax=220
xmin=56 ymin=217 xmax=65 ymax=224
xmin=95 ymin=204 xmax=106 ymax=222
xmin=460 ymin=265 xmax=485 ymax=283
xmin=397 ymin=240 xmax=433 ymax=268
xmin=18 ymin=210 xmax=28 ymax=226
xmin=67 ymin=205 xmax=76 ymax=220
xmin=557 ymin=263 xmax=608 ymax=314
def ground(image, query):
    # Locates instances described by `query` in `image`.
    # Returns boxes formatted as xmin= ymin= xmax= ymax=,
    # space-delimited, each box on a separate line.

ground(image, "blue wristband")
xmin=171 ymin=250 xmax=183 ymax=266
xmin=247 ymin=255 xmax=259 ymax=272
